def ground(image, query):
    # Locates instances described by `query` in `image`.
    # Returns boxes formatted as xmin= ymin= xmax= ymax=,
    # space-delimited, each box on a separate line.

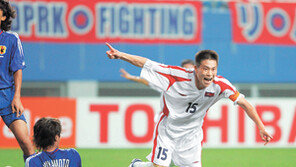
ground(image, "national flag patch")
xmin=205 ymin=92 xmax=215 ymax=97
xmin=0 ymin=45 xmax=6 ymax=55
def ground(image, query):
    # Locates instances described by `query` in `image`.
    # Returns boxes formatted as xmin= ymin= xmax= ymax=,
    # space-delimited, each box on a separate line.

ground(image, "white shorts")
xmin=147 ymin=115 xmax=202 ymax=167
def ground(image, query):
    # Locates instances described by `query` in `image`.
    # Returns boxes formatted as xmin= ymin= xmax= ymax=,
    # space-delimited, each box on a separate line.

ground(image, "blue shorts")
xmin=0 ymin=86 xmax=27 ymax=126
xmin=0 ymin=86 xmax=14 ymax=115
xmin=1 ymin=111 xmax=26 ymax=127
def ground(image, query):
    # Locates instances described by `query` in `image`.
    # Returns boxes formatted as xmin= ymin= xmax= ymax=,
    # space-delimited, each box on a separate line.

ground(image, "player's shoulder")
xmin=213 ymin=75 xmax=231 ymax=85
xmin=148 ymin=60 xmax=194 ymax=74
xmin=25 ymin=152 xmax=42 ymax=166
xmin=3 ymin=31 xmax=20 ymax=42
xmin=60 ymin=148 xmax=80 ymax=155
xmin=212 ymin=75 xmax=236 ymax=92
xmin=4 ymin=31 xmax=20 ymax=39
xmin=161 ymin=64 xmax=193 ymax=73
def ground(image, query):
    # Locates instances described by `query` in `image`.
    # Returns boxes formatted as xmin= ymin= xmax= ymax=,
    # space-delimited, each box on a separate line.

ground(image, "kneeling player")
xmin=25 ymin=117 xmax=82 ymax=167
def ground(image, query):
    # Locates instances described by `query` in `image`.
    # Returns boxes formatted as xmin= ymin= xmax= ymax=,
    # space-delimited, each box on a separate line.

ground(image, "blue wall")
xmin=22 ymin=11 xmax=296 ymax=83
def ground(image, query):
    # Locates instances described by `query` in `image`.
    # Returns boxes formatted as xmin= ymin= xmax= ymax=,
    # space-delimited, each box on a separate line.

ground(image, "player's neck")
xmin=44 ymin=146 xmax=58 ymax=152
xmin=44 ymin=142 xmax=59 ymax=152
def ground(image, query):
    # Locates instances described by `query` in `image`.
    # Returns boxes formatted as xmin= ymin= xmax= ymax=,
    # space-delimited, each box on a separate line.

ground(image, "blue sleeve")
xmin=9 ymin=35 xmax=26 ymax=73
xmin=25 ymin=157 xmax=38 ymax=167
xmin=71 ymin=148 xmax=82 ymax=167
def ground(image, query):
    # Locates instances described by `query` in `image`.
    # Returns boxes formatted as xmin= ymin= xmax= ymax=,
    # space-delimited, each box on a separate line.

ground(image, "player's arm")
xmin=237 ymin=97 xmax=273 ymax=145
xmin=120 ymin=69 xmax=149 ymax=86
xmin=106 ymin=43 xmax=147 ymax=68
xmin=10 ymin=35 xmax=26 ymax=117
xmin=11 ymin=69 xmax=24 ymax=117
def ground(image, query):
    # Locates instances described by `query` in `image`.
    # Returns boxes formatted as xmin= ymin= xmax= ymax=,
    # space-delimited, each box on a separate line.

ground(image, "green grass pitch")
xmin=0 ymin=148 xmax=295 ymax=166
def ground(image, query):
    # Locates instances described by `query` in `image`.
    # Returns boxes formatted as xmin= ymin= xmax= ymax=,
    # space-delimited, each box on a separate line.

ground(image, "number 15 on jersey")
xmin=185 ymin=102 xmax=198 ymax=113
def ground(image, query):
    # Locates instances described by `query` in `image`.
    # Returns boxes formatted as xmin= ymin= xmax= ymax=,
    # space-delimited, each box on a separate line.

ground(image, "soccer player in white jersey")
xmin=120 ymin=60 xmax=194 ymax=125
xmin=105 ymin=43 xmax=272 ymax=167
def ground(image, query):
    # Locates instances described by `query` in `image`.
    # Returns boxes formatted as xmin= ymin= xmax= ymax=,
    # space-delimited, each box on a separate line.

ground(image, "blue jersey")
xmin=0 ymin=31 xmax=26 ymax=89
xmin=25 ymin=148 xmax=82 ymax=167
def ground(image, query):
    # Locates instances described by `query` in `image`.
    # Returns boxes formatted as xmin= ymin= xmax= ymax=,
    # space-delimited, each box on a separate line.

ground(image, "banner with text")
xmin=229 ymin=2 xmax=296 ymax=45
xmin=76 ymin=97 xmax=296 ymax=148
xmin=1 ymin=97 xmax=295 ymax=148
xmin=11 ymin=0 xmax=202 ymax=44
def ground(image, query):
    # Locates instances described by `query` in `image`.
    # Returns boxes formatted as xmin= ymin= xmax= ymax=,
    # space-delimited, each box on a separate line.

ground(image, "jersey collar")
xmin=45 ymin=148 xmax=59 ymax=154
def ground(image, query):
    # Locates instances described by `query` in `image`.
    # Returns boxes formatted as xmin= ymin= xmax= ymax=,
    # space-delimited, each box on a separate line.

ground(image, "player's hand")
xmin=259 ymin=129 xmax=273 ymax=145
xmin=106 ymin=42 xmax=121 ymax=59
xmin=11 ymin=96 xmax=24 ymax=117
xmin=120 ymin=69 xmax=133 ymax=80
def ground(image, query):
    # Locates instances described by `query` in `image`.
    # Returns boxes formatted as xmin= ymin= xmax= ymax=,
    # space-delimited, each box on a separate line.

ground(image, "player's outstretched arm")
xmin=237 ymin=97 xmax=273 ymax=145
xmin=120 ymin=69 xmax=149 ymax=86
xmin=105 ymin=43 xmax=147 ymax=68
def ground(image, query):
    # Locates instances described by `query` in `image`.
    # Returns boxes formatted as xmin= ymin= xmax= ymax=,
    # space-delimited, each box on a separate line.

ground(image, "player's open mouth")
xmin=204 ymin=77 xmax=212 ymax=83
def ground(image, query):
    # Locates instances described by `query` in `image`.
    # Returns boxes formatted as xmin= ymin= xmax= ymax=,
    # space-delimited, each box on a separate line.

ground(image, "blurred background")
xmin=1 ymin=0 xmax=296 ymax=166
xmin=17 ymin=0 xmax=296 ymax=98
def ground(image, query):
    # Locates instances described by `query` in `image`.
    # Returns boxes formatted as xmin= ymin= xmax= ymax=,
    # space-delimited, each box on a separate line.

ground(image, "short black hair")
xmin=181 ymin=59 xmax=194 ymax=67
xmin=33 ymin=117 xmax=62 ymax=151
xmin=195 ymin=50 xmax=219 ymax=67
xmin=0 ymin=0 xmax=16 ymax=31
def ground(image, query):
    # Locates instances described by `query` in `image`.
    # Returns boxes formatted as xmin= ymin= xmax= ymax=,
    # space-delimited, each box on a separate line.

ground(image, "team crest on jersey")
xmin=0 ymin=45 xmax=6 ymax=56
xmin=205 ymin=92 xmax=215 ymax=97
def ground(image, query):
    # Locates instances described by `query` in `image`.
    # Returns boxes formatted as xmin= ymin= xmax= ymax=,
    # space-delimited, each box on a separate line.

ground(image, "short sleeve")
xmin=140 ymin=60 xmax=171 ymax=91
xmin=215 ymin=76 xmax=244 ymax=105
xmin=228 ymin=90 xmax=245 ymax=105
xmin=9 ymin=35 xmax=26 ymax=73
xmin=141 ymin=59 xmax=192 ymax=92
xmin=71 ymin=148 xmax=82 ymax=167
xmin=25 ymin=157 xmax=38 ymax=167
xmin=148 ymin=82 xmax=163 ymax=93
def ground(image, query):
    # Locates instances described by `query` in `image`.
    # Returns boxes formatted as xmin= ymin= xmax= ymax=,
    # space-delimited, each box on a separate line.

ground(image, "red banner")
xmin=11 ymin=0 xmax=202 ymax=44
xmin=229 ymin=2 xmax=296 ymax=45
xmin=1 ymin=97 xmax=296 ymax=148
xmin=0 ymin=98 xmax=76 ymax=148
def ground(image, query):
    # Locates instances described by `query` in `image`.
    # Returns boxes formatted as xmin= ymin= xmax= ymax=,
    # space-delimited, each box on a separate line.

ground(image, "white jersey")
xmin=141 ymin=59 xmax=243 ymax=139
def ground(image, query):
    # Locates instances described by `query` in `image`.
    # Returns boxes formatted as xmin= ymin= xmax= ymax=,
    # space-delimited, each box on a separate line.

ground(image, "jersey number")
xmin=157 ymin=147 xmax=168 ymax=160
xmin=185 ymin=102 xmax=198 ymax=113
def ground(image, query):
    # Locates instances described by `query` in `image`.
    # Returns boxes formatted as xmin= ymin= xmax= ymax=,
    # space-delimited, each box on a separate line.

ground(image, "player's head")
xmin=181 ymin=59 xmax=195 ymax=69
xmin=195 ymin=50 xmax=219 ymax=67
xmin=0 ymin=0 xmax=16 ymax=31
xmin=194 ymin=50 xmax=219 ymax=89
xmin=33 ymin=117 xmax=62 ymax=151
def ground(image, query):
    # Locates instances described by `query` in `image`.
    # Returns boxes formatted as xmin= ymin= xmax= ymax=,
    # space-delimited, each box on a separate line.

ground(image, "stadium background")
xmin=1 ymin=0 xmax=296 ymax=166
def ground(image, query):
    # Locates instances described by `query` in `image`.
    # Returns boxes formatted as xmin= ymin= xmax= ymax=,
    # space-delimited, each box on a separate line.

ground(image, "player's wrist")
xmin=13 ymin=94 xmax=21 ymax=99
xmin=130 ymin=76 xmax=140 ymax=81
xmin=117 ymin=51 xmax=125 ymax=59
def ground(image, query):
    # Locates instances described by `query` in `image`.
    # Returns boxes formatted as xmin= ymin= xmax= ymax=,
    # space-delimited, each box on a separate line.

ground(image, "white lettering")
xmin=42 ymin=159 xmax=70 ymax=167
xmin=96 ymin=3 xmax=196 ymax=40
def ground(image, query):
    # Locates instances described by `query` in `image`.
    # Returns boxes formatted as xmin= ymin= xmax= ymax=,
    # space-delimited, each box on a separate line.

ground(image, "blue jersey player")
xmin=0 ymin=0 xmax=35 ymax=161
xmin=26 ymin=117 xmax=82 ymax=167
